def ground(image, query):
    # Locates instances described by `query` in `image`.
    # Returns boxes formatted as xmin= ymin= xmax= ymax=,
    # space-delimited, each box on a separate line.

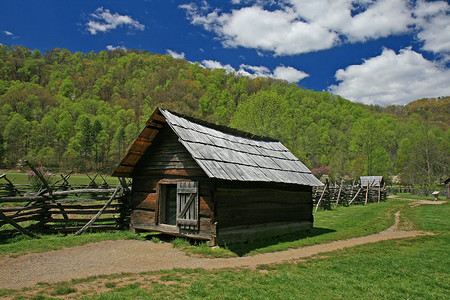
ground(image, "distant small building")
xmin=359 ymin=176 xmax=386 ymax=203
xmin=112 ymin=108 xmax=322 ymax=245
xmin=359 ymin=176 xmax=384 ymax=188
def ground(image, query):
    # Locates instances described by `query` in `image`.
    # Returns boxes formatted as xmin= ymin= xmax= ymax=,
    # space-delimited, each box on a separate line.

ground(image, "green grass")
xmin=392 ymin=192 xmax=437 ymax=201
xmin=2 ymin=196 xmax=448 ymax=299
xmin=174 ymin=199 xmax=410 ymax=257
xmin=402 ymin=200 xmax=450 ymax=233
xmin=0 ymin=231 xmax=143 ymax=258
xmin=51 ymin=285 xmax=77 ymax=296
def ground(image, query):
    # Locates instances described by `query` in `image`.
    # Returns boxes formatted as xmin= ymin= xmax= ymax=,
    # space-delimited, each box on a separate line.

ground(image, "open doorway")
xmin=159 ymin=184 xmax=177 ymax=226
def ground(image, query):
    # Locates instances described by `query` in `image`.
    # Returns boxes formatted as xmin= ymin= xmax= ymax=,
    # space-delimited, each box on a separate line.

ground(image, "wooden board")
xmin=214 ymin=186 xmax=313 ymax=229
xmin=132 ymin=217 xmax=215 ymax=240
xmin=131 ymin=209 xmax=156 ymax=226
xmin=133 ymin=192 xmax=158 ymax=210
xmin=217 ymin=221 xmax=312 ymax=245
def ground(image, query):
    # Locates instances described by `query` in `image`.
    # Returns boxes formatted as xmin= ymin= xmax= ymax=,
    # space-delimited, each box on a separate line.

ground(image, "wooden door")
xmin=176 ymin=181 xmax=199 ymax=230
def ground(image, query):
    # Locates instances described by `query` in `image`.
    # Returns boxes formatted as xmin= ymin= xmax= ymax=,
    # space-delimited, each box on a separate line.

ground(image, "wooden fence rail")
xmin=0 ymin=170 xmax=131 ymax=239
xmin=313 ymin=181 xmax=386 ymax=211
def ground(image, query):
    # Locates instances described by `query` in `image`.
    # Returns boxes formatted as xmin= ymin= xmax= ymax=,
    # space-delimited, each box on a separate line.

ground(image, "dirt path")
xmin=0 ymin=200 xmax=442 ymax=290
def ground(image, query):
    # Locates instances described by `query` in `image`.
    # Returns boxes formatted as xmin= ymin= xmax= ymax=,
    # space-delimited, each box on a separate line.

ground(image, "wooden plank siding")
xmin=214 ymin=182 xmax=313 ymax=244
xmin=129 ymin=124 xmax=216 ymax=240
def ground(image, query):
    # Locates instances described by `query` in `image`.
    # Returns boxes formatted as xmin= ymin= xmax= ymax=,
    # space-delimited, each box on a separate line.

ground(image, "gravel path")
xmin=0 ymin=200 xmax=441 ymax=290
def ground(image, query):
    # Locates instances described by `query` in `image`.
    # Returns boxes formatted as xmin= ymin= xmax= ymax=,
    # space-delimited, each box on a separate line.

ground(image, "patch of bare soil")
xmin=0 ymin=201 xmax=444 ymax=290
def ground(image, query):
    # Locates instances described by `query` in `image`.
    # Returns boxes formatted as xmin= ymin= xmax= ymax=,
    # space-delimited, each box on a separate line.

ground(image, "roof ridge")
xmin=160 ymin=107 xmax=279 ymax=142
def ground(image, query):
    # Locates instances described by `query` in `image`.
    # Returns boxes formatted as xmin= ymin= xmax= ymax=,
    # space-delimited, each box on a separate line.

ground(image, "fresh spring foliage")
xmin=0 ymin=45 xmax=448 ymax=187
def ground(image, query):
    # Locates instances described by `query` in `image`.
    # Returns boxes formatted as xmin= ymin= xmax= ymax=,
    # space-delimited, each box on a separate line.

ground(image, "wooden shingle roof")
xmin=113 ymin=108 xmax=323 ymax=186
xmin=360 ymin=176 xmax=384 ymax=187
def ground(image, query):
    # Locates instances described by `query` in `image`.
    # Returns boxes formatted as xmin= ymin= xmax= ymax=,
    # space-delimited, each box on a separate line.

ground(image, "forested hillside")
xmin=0 ymin=45 xmax=448 ymax=189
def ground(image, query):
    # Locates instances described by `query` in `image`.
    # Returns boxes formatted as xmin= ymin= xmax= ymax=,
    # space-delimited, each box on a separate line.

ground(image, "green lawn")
xmin=1 ymin=197 xmax=447 ymax=299
xmin=0 ymin=170 xmax=119 ymax=185
xmin=179 ymin=199 xmax=409 ymax=257
xmin=0 ymin=231 xmax=143 ymax=259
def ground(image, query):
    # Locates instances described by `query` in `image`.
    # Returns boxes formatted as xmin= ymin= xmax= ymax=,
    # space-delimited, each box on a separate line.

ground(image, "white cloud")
xmin=106 ymin=45 xmax=126 ymax=51
xmin=328 ymin=48 xmax=450 ymax=105
xmin=273 ymin=66 xmax=309 ymax=82
xmin=182 ymin=4 xmax=338 ymax=55
xmin=86 ymin=7 xmax=145 ymax=35
xmin=181 ymin=0 xmax=418 ymax=55
xmin=201 ymin=60 xmax=237 ymax=73
xmin=166 ymin=49 xmax=186 ymax=59
xmin=414 ymin=0 xmax=450 ymax=55
xmin=3 ymin=31 xmax=13 ymax=36
xmin=290 ymin=0 xmax=414 ymax=42
xmin=201 ymin=60 xmax=309 ymax=83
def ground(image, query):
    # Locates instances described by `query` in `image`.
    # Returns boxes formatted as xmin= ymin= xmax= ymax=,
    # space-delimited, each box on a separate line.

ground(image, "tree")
xmin=397 ymin=121 xmax=449 ymax=190
xmin=350 ymin=116 xmax=386 ymax=176
xmin=3 ymin=113 xmax=31 ymax=166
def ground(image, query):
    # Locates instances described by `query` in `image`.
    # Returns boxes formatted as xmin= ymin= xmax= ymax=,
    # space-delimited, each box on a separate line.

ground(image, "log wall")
xmin=130 ymin=124 xmax=216 ymax=241
xmin=214 ymin=181 xmax=313 ymax=244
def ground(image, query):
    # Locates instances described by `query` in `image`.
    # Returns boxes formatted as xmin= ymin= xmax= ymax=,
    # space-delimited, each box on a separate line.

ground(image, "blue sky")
xmin=1 ymin=0 xmax=449 ymax=106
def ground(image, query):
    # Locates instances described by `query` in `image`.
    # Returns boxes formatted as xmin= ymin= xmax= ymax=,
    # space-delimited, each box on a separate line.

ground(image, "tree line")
xmin=0 ymin=45 xmax=448 ymax=190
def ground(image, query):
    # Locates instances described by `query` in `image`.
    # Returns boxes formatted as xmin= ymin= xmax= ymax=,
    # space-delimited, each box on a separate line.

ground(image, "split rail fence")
xmin=313 ymin=180 xmax=387 ymax=211
xmin=0 ymin=163 xmax=131 ymax=239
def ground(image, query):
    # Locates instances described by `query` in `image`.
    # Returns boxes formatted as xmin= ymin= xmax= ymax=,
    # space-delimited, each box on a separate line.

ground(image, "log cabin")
xmin=112 ymin=108 xmax=323 ymax=245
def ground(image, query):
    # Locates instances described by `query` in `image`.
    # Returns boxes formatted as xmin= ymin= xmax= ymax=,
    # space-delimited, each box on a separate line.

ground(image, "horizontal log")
xmin=44 ymin=225 xmax=121 ymax=233
xmin=133 ymin=192 xmax=157 ymax=210
xmin=0 ymin=215 xmax=42 ymax=224
xmin=47 ymin=209 xmax=119 ymax=215
xmin=215 ymin=188 xmax=311 ymax=207
xmin=46 ymin=197 xmax=113 ymax=204
xmin=0 ymin=191 xmax=119 ymax=203
xmin=0 ymin=204 xmax=46 ymax=213
xmin=0 ymin=196 xmax=42 ymax=203
xmin=2 ymin=209 xmax=45 ymax=219
xmin=131 ymin=209 xmax=156 ymax=225
xmin=49 ymin=188 xmax=117 ymax=196
xmin=46 ymin=217 xmax=119 ymax=223
xmin=44 ymin=203 xmax=122 ymax=210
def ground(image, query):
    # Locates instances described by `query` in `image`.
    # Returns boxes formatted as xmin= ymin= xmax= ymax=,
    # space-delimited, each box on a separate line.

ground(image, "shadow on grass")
xmin=143 ymin=227 xmax=335 ymax=257
xmin=225 ymin=227 xmax=336 ymax=256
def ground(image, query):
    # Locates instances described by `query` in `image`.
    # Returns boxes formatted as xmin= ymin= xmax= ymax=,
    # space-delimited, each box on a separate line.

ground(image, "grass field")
xmin=0 ymin=170 xmax=119 ymax=185
xmin=0 ymin=195 xmax=448 ymax=299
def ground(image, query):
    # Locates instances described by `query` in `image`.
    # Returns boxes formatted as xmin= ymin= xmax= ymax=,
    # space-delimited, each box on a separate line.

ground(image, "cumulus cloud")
xmin=106 ymin=45 xmax=126 ymax=51
xmin=201 ymin=60 xmax=309 ymax=83
xmin=414 ymin=0 xmax=450 ymax=56
xmin=166 ymin=49 xmax=186 ymax=59
xmin=201 ymin=60 xmax=238 ymax=73
xmin=273 ymin=66 xmax=309 ymax=82
xmin=290 ymin=0 xmax=414 ymax=42
xmin=181 ymin=0 xmax=419 ymax=55
xmin=183 ymin=5 xmax=338 ymax=55
xmin=328 ymin=48 xmax=450 ymax=105
xmin=86 ymin=7 xmax=145 ymax=35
